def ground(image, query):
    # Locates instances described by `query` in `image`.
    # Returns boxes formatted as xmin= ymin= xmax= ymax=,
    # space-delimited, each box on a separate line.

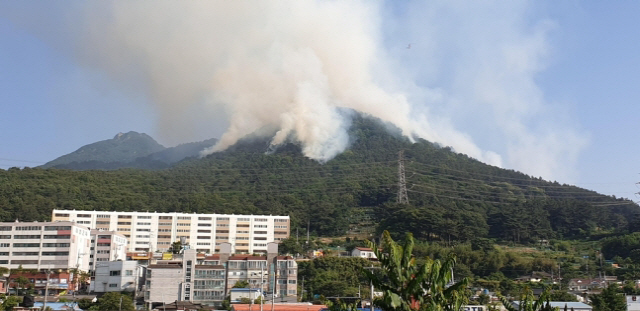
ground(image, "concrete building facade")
xmin=91 ymin=261 xmax=141 ymax=293
xmin=89 ymin=229 xmax=128 ymax=271
xmin=52 ymin=210 xmax=290 ymax=254
xmin=0 ymin=221 xmax=91 ymax=271
xmin=145 ymin=243 xmax=297 ymax=307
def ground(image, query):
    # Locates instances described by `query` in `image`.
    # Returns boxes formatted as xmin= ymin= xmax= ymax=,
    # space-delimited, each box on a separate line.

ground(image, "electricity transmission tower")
xmin=397 ymin=150 xmax=409 ymax=204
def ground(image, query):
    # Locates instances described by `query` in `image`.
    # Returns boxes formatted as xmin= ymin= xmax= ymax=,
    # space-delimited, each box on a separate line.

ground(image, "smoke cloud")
xmin=0 ymin=1 xmax=587 ymax=180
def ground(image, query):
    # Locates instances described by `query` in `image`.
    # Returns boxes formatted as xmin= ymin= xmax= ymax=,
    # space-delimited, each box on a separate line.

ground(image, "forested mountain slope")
xmin=2 ymin=115 xmax=637 ymax=243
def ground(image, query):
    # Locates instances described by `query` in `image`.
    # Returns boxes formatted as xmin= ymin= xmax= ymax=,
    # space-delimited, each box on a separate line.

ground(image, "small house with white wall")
xmin=352 ymin=247 xmax=377 ymax=260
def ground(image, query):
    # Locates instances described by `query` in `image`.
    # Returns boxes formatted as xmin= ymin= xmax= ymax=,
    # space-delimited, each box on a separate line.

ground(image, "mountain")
xmin=41 ymin=132 xmax=217 ymax=170
xmin=3 ymin=114 xmax=638 ymax=242
xmin=41 ymin=131 xmax=165 ymax=168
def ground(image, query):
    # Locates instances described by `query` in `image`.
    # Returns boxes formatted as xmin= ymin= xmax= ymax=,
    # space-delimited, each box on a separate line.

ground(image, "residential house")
xmin=91 ymin=260 xmax=142 ymax=293
xmin=351 ymin=247 xmax=377 ymax=260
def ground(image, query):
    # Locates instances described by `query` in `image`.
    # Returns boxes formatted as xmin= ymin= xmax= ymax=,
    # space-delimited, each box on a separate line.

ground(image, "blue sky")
xmin=1 ymin=1 xmax=639 ymax=199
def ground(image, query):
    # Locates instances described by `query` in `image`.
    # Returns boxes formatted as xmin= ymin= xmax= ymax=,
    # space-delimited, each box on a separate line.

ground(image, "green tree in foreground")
xmin=363 ymin=231 xmax=469 ymax=311
xmin=590 ymin=284 xmax=626 ymax=311
xmin=1 ymin=296 xmax=21 ymax=311
xmin=500 ymin=288 xmax=557 ymax=311
xmin=94 ymin=292 xmax=134 ymax=311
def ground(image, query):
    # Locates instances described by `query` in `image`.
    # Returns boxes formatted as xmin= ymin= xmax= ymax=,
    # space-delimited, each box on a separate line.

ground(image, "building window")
xmin=109 ymin=283 xmax=118 ymax=288
xmin=254 ymin=231 xmax=267 ymax=234
xmin=44 ymin=226 xmax=72 ymax=231
xmin=198 ymin=217 xmax=212 ymax=221
xmin=13 ymin=243 xmax=40 ymax=247
xmin=177 ymin=216 xmax=191 ymax=220
xmin=254 ymin=225 xmax=267 ymax=228
xmin=216 ymin=224 xmax=229 ymax=227
xmin=77 ymin=214 xmax=91 ymax=218
xmin=137 ymin=216 xmax=152 ymax=219
xmin=15 ymin=226 xmax=42 ymax=231
xmin=118 ymin=215 xmax=132 ymax=219
xmin=125 ymin=270 xmax=133 ymax=276
xmin=177 ymin=223 xmax=190 ymax=227
xmin=97 ymin=215 xmax=110 ymax=218
xmin=110 ymin=271 xmax=121 ymax=276
xmin=136 ymin=229 xmax=150 ymax=232
xmin=255 ymin=218 xmax=267 ymax=222
xmin=137 ymin=222 xmax=151 ymax=226
xmin=159 ymin=216 xmax=172 ymax=220
xmin=13 ymin=235 xmax=41 ymax=239
xmin=42 ymin=251 xmax=70 ymax=256
xmin=237 ymin=218 xmax=250 ymax=222
xmin=43 ymin=235 xmax=71 ymax=239
xmin=117 ymin=222 xmax=131 ymax=225
xmin=96 ymin=221 xmax=110 ymax=225
xmin=198 ymin=223 xmax=211 ymax=227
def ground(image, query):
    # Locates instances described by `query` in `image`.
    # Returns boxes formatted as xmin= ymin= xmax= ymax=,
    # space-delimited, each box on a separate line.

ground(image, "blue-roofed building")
xmin=33 ymin=302 xmax=83 ymax=311
xmin=512 ymin=301 xmax=592 ymax=311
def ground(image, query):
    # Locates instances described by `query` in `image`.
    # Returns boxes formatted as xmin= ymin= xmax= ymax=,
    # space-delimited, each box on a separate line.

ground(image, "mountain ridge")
xmin=41 ymin=132 xmax=217 ymax=170
xmin=3 ymin=114 xmax=637 ymax=242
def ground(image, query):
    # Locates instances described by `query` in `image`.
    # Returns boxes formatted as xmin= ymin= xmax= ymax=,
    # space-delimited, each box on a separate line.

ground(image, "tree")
xmin=362 ymin=231 xmax=469 ymax=311
xmin=278 ymin=237 xmax=304 ymax=255
xmin=500 ymin=288 xmax=557 ymax=311
xmin=77 ymin=298 xmax=95 ymax=310
xmin=590 ymin=284 xmax=626 ymax=311
xmin=233 ymin=280 xmax=250 ymax=288
xmin=94 ymin=292 xmax=134 ymax=311
xmin=549 ymin=290 xmax=577 ymax=302
xmin=171 ymin=241 xmax=183 ymax=254
xmin=14 ymin=276 xmax=31 ymax=296
xmin=1 ymin=296 xmax=21 ymax=311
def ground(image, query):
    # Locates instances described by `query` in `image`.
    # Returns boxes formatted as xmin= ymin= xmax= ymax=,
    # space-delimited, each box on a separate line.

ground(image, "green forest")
xmin=0 ymin=116 xmax=637 ymax=245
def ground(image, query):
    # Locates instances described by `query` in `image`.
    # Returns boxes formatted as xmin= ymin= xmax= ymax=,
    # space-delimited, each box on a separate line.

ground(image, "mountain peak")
xmin=41 ymin=132 xmax=165 ymax=169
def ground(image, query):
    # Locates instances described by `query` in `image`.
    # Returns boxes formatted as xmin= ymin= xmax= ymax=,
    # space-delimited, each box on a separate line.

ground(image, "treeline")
xmin=0 ymin=115 xmax=636 ymax=242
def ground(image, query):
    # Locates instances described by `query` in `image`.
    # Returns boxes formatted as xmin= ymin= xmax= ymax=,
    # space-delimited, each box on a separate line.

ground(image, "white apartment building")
xmin=0 ymin=221 xmax=91 ymax=271
xmin=92 ymin=261 xmax=141 ymax=293
xmin=89 ymin=229 xmax=128 ymax=271
xmin=52 ymin=210 xmax=290 ymax=254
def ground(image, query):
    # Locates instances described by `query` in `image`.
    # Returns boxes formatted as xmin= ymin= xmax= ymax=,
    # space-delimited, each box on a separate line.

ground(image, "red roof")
xmin=355 ymin=247 xmax=373 ymax=251
xmin=232 ymin=304 xmax=327 ymax=311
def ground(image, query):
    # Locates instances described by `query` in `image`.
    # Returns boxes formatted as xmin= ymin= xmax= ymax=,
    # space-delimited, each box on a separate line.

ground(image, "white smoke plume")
xmin=0 ymin=1 xmax=587 ymax=180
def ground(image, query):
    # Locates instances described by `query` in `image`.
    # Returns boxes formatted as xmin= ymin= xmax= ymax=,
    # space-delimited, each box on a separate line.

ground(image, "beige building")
xmin=0 ymin=221 xmax=91 ymax=271
xmin=52 ymin=210 xmax=290 ymax=254
xmin=145 ymin=243 xmax=297 ymax=307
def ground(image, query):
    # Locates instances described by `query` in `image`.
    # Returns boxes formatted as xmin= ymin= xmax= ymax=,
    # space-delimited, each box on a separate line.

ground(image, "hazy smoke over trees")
xmin=0 ymin=1 xmax=587 ymax=181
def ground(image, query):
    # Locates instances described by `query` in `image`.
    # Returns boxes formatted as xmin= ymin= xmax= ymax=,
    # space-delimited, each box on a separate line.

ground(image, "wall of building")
xmin=0 ymin=221 xmax=91 ymax=271
xmin=52 ymin=210 xmax=290 ymax=254
xmin=92 ymin=261 xmax=139 ymax=293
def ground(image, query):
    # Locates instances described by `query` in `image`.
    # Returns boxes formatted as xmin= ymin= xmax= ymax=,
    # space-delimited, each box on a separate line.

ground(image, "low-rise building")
xmin=627 ymin=295 xmax=640 ymax=311
xmin=8 ymin=270 xmax=74 ymax=296
xmin=91 ymin=260 xmax=141 ymax=293
xmin=229 ymin=288 xmax=262 ymax=303
xmin=351 ymin=247 xmax=377 ymax=260
xmin=145 ymin=242 xmax=297 ymax=307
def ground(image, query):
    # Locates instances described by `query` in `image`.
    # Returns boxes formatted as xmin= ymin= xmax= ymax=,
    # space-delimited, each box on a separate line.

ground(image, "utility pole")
xmin=397 ymin=150 xmax=409 ymax=204
xmin=43 ymin=267 xmax=52 ymax=311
